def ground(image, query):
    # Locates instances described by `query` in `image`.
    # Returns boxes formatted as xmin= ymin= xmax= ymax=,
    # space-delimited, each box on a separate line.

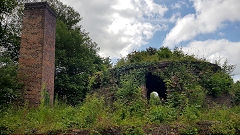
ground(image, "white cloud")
xmin=233 ymin=75 xmax=240 ymax=82
xmin=60 ymin=0 xmax=167 ymax=58
xmin=164 ymin=0 xmax=240 ymax=48
xmin=169 ymin=12 xmax=181 ymax=23
xmin=171 ymin=1 xmax=188 ymax=9
xmin=218 ymin=32 xmax=224 ymax=37
xmin=171 ymin=3 xmax=181 ymax=9
xmin=182 ymin=39 xmax=240 ymax=81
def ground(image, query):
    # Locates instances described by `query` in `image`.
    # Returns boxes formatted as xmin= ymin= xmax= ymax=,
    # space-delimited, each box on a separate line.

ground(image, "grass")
xmin=1 ymin=94 xmax=240 ymax=134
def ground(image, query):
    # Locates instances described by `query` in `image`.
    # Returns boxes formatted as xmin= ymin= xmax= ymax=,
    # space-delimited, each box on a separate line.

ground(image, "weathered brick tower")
xmin=18 ymin=2 xmax=56 ymax=106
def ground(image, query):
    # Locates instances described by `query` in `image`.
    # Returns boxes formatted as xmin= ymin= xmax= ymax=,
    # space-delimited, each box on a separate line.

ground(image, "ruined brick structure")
xmin=18 ymin=2 xmax=56 ymax=106
xmin=111 ymin=61 xmax=221 ymax=100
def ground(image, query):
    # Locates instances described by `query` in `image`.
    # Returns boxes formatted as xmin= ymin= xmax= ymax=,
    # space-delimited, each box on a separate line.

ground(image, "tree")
xmin=44 ymin=0 xmax=108 ymax=104
xmin=158 ymin=47 xmax=172 ymax=59
xmin=0 ymin=57 xmax=23 ymax=108
xmin=55 ymin=20 xmax=106 ymax=105
xmin=0 ymin=0 xmax=21 ymax=61
xmin=0 ymin=0 xmax=23 ymax=108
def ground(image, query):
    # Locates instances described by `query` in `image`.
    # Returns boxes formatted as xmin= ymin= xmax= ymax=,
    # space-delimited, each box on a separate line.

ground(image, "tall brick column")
xmin=18 ymin=2 xmax=56 ymax=106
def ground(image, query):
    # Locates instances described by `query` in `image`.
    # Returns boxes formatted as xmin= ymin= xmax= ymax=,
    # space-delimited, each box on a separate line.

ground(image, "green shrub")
xmin=159 ymin=61 xmax=200 ymax=108
xmin=157 ymin=47 xmax=172 ymax=60
xmin=233 ymin=81 xmax=240 ymax=105
xmin=205 ymin=72 xmax=233 ymax=97
xmin=125 ymin=126 xmax=146 ymax=135
xmin=181 ymin=104 xmax=201 ymax=122
xmin=77 ymin=94 xmax=105 ymax=128
xmin=0 ymin=104 xmax=69 ymax=134
xmin=148 ymin=105 xmax=176 ymax=123
xmin=186 ymin=84 xmax=206 ymax=107
xmin=0 ymin=57 xmax=22 ymax=108
xmin=116 ymin=74 xmax=141 ymax=101
xmin=113 ymin=99 xmax=146 ymax=124
xmin=149 ymin=92 xmax=162 ymax=106
xmin=199 ymin=106 xmax=240 ymax=135
xmin=0 ymin=95 xmax=105 ymax=134
xmin=180 ymin=126 xmax=198 ymax=135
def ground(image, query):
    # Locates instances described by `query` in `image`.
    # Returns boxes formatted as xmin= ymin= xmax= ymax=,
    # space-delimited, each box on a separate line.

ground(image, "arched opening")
xmin=146 ymin=72 xmax=167 ymax=100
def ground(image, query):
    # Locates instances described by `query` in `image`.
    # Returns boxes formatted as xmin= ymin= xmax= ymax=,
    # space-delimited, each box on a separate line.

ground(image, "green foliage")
xmin=0 ymin=0 xmax=21 ymax=61
xmin=125 ymin=127 xmax=146 ymax=135
xmin=0 ymin=95 xmax=105 ymax=134
xmin=50 ymin=0 xmax=112 ymax=105
xmin=200 ymin=106 xmax=240 ymax=135
xmin=159 ymin=61 xmax=203 ymax=108
xmin=54 ymin=14 xmax=108 ymax=105
xmin=116 ymin=74 xmax=141 ymax=101
xmin=158 ymin=47 xmax=172 ymax=59
xmin=113 ymin=53 xmax=225 ymax=109
xmin=148 ymin=105 xmax=177 ymax=123
xmin=112 ymin=100 xmax=147 ymax=126
xmin=204 ymin=72 xmax=233 ymax=97
xmin=1 ymin=94 xmax=240 ymax=134
xmin=181 ymin=104 xmax=201 ymax=122
xmin=77 ymin=95 xmax=105 ymax=128
xmin=115 ymin=74 xmax=146 ymax=119
xmin=115 ymin=58 xmax=126 ymax=68
xmin=47 ymin=0 xmax=81 ymax=29
xmin=149 ymin=92 xmax=162 ymax=106
xmin=180 ymin=126 xmax=198 ymax=135
xmin=0 ymin=0 xmax=17 ymax=15
xmin=0 ymin=57 xmax=22 ymax=108
xmin=0 ymin=104 xmax=63 ymax=134
xmin=88 ymin=64 xmax=112 ymax=90
xmin=233 ymin=81 xmax=240 ymax=105
xmin=216 ymin=59 xmax=235 ymax=75
xmin=40 ymin=84 xmax=50 ymax=107
xmin=115 ymin=47 xmax=196 ymax=67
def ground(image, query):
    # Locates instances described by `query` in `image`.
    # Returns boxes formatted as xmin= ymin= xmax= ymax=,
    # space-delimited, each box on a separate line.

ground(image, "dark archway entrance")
xmin=146 ymin=72 xmax=167 ymax=100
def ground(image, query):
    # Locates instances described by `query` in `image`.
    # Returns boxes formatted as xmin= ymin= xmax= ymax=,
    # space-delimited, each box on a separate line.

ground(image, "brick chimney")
xmin=18 ymin=2 xmax=56 ymax=106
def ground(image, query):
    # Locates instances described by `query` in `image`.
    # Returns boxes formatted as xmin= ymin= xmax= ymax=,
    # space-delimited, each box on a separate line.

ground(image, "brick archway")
xmin=145 ymin=72 xmax=167 ymax=100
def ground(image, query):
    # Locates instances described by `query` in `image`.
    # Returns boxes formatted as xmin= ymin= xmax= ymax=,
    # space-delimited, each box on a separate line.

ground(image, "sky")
xmin=59 ymin=0 xmax=240 ymax=81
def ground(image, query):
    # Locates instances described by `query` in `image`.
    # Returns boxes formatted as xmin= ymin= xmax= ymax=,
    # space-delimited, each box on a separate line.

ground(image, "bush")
xmin=0 ymin=104 xmax=69 ymax=134
xmin=0 ymin=57 xmax=22 ymax=108
xmin=76 ymin=94 xmax=105 ymax=128
xmin=205 ymin=72 xmax=233 ymax=97
xmin=125 ymin=126 xmax=146 ymax=135
xmin=157 ymin=47 xmax=172 ymax=59
xmin=180 ymin=126 xmax=198 ymax=135
xmin=149 ymin=92 xmax=162 ymax=106
xmin=233 ymin=81 xmax=240 ymax=105
xmin=181 ymin=104 xmax=201 ymax=122
xmin=196 ymin=106 xmax=240 ymax=135
xmin=148 ymin=105 xmax=176 ymax=123
xmin=209 ymin=107 xmax=240 ymax=135
xmin=0 ymin=95 xmax=106 ymax=134
xmin=116 ymin=74 xmax=141 ymax=101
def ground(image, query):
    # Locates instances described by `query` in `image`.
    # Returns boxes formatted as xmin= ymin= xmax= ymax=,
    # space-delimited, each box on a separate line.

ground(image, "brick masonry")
xmin=18 ymin=2 xmax=56 ymax=106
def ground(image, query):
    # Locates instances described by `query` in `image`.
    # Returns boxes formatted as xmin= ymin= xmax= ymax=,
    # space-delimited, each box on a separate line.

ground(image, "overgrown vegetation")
xmin=115 ymin=47 xmax=194 ymax=67
xmin=0 ymin=57 xmax=22 ymax=109
xmin=1 ymin=0 xmax=240 ymax=134
xmin=1 ymin=75 xmax=240 ymax=134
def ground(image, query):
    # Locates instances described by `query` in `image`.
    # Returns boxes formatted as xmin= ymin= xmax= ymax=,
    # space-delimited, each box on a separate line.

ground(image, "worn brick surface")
xmin=18 ymin=2 xmax=56 ymax=106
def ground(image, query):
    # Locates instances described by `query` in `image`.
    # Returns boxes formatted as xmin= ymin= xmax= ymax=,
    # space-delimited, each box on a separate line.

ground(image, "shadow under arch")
xmin=146 ymin=72 xmax=167 ymax=100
